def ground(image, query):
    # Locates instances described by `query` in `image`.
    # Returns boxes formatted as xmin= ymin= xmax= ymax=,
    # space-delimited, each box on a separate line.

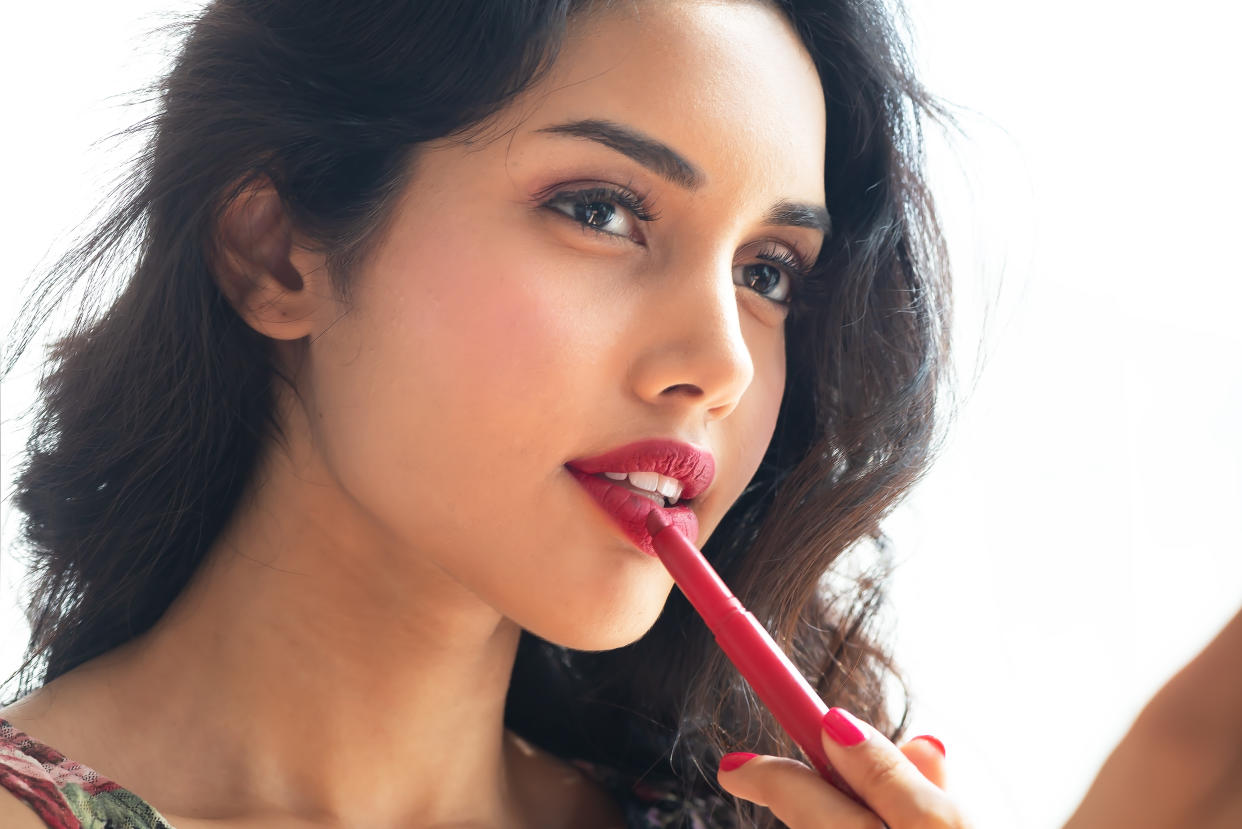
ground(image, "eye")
xmin=733 ymin=243 xmax=809 ymax=305
xmin=540 ymin=187 xmax=809 ymax=306
xmin=542 ymin=185 xmax=658 ymax=243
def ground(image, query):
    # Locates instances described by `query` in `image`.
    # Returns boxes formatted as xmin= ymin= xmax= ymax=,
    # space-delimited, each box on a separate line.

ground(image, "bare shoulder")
xmin=1 ymin=697 xmax=65 ymax=829
xmin=0 ymin=788 xmax=51 ymax=828
xmin=1 ymin=688 xmax=78 ymax=759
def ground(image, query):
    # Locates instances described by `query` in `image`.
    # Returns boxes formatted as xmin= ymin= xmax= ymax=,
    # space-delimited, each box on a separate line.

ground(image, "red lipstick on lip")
xmin=566 ymin=439 xmax=714 ymax=500
xmin=645 ymin=509 xmax=861 ymax=802
xmin=565 ymin=439 xmax=714 ymax=556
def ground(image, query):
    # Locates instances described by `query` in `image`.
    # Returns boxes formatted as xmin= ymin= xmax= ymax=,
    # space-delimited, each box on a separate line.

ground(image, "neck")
xmin=25 ymin=437 xmax=546 ymax=827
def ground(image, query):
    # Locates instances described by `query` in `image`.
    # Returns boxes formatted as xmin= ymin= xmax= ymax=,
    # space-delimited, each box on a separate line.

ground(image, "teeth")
xmin=627 ymin=471 xmax=660 ymax=492
xmin=601 ymin=470 xmax=686 ymax=506
xmin=655 ymin=475 xmax=683 ymax=504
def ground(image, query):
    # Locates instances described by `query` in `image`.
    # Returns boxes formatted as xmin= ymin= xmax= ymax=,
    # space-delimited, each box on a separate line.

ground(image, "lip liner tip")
xmin=646 ymin=509 xmax=673 ymax=536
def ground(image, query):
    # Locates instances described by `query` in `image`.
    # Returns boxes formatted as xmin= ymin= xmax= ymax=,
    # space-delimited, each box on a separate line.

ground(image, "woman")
xmin=0 ymin=0 xmax=960 ymax=826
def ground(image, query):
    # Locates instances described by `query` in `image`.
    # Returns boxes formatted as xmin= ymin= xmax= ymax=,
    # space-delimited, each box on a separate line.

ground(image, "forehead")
xmin=498 ymin=0 xmax=827 ymax=204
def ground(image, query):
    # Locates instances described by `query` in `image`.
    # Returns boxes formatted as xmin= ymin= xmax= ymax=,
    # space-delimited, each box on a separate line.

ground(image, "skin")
xmin=5 ymin=1 xmax=1233 ymax=826
xmin=715 ymin=606 xmax=1242 ymax=828
xmin=1061 ymin=605 xmax=1242 ymax=829
xmin=2 ymin=1 xmax=831 ymax=826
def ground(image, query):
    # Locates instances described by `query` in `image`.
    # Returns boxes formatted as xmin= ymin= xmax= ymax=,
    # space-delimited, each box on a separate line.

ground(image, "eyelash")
xmin=540 ymin=184 xmax=811 ymax=305
xmin=751 ymin=244 xmax=810 ymax=303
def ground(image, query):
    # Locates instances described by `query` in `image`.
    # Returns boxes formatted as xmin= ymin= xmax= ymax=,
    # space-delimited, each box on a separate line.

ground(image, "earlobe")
xmin=212 ymin=180 xmax=326 ymax=341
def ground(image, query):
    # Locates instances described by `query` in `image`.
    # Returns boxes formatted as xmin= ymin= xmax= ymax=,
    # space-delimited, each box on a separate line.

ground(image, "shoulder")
xmin=0 ymin=793 xmax=48 ymax=829
xmin=1 ymin=716 xmax=174 ymax=829
xmin=0 ymin=726 xmax=73 ymax=829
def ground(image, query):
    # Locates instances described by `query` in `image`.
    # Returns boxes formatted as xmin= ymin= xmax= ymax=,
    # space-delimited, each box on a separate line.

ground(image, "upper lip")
xmin=565 ymin=439 xmax=716 ymax=501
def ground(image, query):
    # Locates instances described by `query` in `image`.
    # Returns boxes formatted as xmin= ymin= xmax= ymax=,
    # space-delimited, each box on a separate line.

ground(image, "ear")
xmin=212 ymin=180 xmax=332 ymax=341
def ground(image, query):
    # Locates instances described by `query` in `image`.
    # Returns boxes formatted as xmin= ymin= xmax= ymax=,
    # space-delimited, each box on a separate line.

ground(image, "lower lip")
xmin=565 ymin=467 xmax=700 ymax=556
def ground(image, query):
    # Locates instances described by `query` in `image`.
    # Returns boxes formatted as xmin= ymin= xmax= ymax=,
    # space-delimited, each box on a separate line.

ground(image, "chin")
xmin=531 ymin=603 xmax=666 ymax=653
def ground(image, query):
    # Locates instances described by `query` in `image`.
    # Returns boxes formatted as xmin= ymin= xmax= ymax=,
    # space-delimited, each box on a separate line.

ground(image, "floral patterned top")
xmin=0 ymin=718 xmax=736 ymax=828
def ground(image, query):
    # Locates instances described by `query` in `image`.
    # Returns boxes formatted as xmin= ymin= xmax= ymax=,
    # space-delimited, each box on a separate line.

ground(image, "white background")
xmin=2 ymin=3 xmax=1240 ymax=828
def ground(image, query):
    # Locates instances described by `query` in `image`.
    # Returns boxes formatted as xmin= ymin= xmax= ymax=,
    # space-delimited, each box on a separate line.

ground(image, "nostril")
xmin=661 ymin=383 xmax=704 ymax=397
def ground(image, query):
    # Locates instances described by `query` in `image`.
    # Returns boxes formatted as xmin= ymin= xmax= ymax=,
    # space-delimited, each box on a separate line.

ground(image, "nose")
xmin=627 ymin=254 xmax=756 ymax=422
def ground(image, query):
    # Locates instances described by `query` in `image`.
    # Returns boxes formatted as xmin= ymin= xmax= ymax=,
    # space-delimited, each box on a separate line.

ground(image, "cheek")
xmin=335 ymin=230 xmax=571 ymax=462
xmin=745 ymin=337 xmax=786 ymax=466
xmin=401 ymin=244 xmax=618 ymax=462
xmin=298 ymin=203 xmax=619 ymax=564
xmin=296 ymin=221 xmax=673 ymax=647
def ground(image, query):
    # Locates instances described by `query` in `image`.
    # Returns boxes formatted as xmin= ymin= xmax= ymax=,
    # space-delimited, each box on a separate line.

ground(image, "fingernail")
xmin=719 ymin=752 xmax=759 ymax=772
xmin=911 ymin=734 xmax=946 ymax=758
xmin=822 ymin=708 xmax=867 ymax=746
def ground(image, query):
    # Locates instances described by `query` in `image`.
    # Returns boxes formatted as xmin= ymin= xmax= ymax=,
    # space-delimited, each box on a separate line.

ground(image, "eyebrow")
xmin=534 ymin=118 xmax=832 ymax=239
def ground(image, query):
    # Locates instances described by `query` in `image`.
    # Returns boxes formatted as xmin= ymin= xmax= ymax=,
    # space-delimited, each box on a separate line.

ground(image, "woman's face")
xmin=286 ymin=0 xmax=827 ymax=649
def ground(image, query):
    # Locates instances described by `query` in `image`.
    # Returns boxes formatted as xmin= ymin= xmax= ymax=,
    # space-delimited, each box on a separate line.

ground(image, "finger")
xmin=717 ymin=752 xmax=884 ymax=828
xmin=821 ymin=708 xmax=965 ymax=828
xmin=901 ymin=734 xmax=948 ymax=789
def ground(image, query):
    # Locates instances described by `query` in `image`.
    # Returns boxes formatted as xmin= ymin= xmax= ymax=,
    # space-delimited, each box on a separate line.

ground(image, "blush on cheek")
xmin=396 ymin=253 xmax=596 ymax=459
xmin=451 ymin=275 xmax=573 ymax=395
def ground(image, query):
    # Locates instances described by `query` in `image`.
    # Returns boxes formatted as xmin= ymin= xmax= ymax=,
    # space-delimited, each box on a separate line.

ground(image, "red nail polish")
xmin=822 ymin=708 xmax=867 ymax=746
xmin=911 ymin=734 xmax=946 ymax=758
xmin=719 ymin=752 xmax=758 ymax=772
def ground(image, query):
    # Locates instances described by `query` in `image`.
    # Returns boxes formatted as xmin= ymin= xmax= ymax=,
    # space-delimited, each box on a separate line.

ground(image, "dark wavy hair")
xmin=2 ymin=1 xmax=949 ymax=825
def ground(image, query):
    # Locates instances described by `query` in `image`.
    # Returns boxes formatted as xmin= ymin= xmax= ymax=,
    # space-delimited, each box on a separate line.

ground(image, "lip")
xmin=565 ymin=439 xmax=715 ymax=500
xmin=565 ymin=439 xmax=714 ymax=556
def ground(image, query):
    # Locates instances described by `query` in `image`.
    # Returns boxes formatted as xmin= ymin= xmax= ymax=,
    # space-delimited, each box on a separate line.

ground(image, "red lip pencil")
xmin=646 ymin=509 xmax=858 ymax=798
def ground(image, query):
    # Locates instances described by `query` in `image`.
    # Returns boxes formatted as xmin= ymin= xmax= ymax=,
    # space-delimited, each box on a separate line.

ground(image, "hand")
xmin=1061 ymin=605 xmax=1242 ymax=829
xmin=717 ymin=708 xmax=970 ymax=828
